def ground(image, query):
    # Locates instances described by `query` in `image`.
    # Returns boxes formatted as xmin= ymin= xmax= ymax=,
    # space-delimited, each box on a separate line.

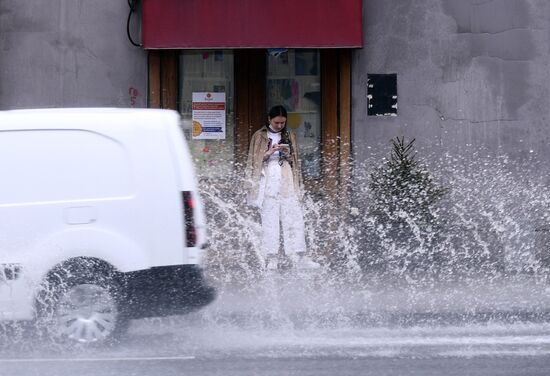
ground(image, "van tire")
xmin=35 ymin=258 xmax=129 ymax=345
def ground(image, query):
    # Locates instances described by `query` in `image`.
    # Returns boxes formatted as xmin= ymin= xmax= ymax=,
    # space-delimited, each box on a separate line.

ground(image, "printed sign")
xmin=192 ymin=92 xmax=226 ymax=140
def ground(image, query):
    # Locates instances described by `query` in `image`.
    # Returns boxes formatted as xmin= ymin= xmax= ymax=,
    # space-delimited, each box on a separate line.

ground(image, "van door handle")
xmin=64 ymin=206 xmax=97 ymax=225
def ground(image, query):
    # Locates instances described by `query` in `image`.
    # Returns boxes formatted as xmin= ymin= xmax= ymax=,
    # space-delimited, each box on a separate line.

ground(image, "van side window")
xmin=0 ymin=130 xmax=133 ymax=204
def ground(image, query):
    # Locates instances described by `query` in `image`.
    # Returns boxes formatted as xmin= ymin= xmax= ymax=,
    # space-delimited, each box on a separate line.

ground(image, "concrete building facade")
xmin=353 ymin=0 xmax=550 ymax=180
xmin=0 ymin=0 xmax=147 ymax=109
xmin=1 ymin=0 xmax=548 ymax=186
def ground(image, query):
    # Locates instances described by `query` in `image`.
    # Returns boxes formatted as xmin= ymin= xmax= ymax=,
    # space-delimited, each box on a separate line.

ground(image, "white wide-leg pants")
xmin=260 ymin=193 xmax=307 ymax=256
xmin=258 ymin=156 xmax=307 ymax=257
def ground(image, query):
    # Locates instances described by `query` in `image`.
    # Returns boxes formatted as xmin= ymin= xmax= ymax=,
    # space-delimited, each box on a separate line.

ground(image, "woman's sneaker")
xmin=265 ymin=254 xmax=279 ymax=270
xmin=290 ymin=254 xmax=321 ymax=269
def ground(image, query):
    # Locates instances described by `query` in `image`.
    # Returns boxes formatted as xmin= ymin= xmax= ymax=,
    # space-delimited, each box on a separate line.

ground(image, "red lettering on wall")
xmin=129 ymin=87 xmax=139 ymax=107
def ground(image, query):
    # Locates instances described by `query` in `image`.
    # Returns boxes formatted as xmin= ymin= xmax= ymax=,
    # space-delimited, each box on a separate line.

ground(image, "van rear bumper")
xmin=121 ymin=265 xmax=216 ymax=319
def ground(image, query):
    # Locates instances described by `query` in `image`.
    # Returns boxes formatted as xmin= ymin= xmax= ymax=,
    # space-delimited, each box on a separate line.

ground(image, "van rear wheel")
xmin=36 ymin=259 xmax=129 ymax=345
xmin=54 ymin=283 xmax=119 ymax=343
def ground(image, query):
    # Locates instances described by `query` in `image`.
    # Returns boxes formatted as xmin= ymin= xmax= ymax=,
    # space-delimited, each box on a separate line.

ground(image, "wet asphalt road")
xmin=4 ymin=275 xmax=550 ymax=375
xmin=2 ymin=315 xmax=550 ymax=376
xmin=2 ymin=354 xmax=550 ymax=376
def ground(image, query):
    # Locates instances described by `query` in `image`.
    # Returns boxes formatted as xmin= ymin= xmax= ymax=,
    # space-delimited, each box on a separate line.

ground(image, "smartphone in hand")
xmin=278 ymin=143 xmax=290 ymax=152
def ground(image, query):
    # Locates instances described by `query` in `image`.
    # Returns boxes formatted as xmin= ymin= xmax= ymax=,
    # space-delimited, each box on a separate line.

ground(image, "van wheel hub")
xmin=55 ymin=284 xmax=118 ymax=343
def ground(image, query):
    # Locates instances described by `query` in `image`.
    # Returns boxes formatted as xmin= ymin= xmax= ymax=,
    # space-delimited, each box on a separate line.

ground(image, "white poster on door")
xmin=192 ymin=92 xmax=226 ymax=140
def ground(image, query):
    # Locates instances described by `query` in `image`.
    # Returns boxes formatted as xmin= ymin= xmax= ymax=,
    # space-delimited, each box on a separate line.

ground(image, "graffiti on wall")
xmin=129 ymin=87 xmax=139 ymax=107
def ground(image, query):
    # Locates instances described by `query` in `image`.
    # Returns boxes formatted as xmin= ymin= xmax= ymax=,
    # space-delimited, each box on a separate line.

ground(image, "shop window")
xmin=179 ymin=50 xmax=235 ymax=178
xmin=266 ymin=49 xmax=321 ymax=179
xmin=367 ymin=74 xmax=397 ymax=116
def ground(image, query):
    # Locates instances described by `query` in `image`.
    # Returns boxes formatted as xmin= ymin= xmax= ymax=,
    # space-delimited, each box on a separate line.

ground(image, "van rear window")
xmin=0 ymin=129 xmax=133 ymax=204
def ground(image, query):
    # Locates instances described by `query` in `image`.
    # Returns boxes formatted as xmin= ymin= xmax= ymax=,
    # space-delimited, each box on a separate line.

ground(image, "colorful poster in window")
xmin=267 ymin=79 xmax=299 ymax=111
xmin=192 ymin=92 xmax=226 ymax=139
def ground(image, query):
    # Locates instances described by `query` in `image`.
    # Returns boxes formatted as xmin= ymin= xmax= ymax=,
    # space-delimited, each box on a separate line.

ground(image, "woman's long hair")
xmin=267 ymin=105 xmax=293 ymax=166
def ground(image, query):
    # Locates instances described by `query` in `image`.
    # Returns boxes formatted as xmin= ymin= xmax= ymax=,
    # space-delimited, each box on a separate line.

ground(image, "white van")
xmin=0 ymin=108 xmax=215 ymax=343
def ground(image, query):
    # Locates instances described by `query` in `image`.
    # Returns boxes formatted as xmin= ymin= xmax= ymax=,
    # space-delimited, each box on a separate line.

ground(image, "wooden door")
xmin=234 ymin=50 xmax=266 ymax=164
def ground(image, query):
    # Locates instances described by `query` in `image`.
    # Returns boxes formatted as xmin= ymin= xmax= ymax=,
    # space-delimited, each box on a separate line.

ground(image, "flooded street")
xmin=2 ymin=316 xmax=550 ymax=375
xmin=2 ymin=144 xmax=550 ymax=375
xmin=3 ymin=275 xmax=550 ymax=375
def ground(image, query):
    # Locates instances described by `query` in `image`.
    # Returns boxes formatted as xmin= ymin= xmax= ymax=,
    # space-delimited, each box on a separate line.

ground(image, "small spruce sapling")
xmin=362 ymin=137 xmax=447 ymax=275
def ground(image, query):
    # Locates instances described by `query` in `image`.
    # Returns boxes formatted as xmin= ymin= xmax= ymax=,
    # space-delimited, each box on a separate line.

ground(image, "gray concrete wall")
xmin=352 ymin=0 xmax=550 ymax=176
xmin=0 ymin=0 xmax=147 ymax=109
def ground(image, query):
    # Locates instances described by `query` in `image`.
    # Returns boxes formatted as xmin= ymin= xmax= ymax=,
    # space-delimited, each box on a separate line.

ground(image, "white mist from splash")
xmin=2 ymin=146 xmax=550 ymax=355
xmin=197 ymin=146 xmax=550 ymax=329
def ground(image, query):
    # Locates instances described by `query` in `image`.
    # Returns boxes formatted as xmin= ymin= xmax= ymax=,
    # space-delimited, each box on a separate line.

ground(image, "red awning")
xmin=141 ymin=0 xmax=363 ymax=49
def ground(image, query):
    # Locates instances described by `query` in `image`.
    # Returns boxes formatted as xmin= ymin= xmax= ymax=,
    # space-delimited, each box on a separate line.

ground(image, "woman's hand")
xmin=263 ymin=144 xmax=281 ymax=161
xmin=278 ymin=144 xmax=290 ymax=157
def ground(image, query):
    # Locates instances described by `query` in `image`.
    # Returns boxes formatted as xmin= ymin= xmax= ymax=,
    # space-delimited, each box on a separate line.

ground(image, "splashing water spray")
xmin=196 ymin=139 xmax=550 ymax=330
xmin=3 ymin=139 xmax=550 ymax=349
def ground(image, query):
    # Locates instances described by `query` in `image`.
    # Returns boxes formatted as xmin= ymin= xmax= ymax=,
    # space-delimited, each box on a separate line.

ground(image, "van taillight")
xmin=182 ymin=191 xmax=197 ymax=247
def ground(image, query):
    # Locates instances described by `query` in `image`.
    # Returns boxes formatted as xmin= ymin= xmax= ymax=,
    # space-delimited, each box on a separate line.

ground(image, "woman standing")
xmin=245 ymin=105 xmax=320 ymax=270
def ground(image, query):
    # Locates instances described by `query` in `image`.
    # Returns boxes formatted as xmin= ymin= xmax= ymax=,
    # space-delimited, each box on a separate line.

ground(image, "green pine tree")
xmin=361 ymin=137 xmax=447 ymax=276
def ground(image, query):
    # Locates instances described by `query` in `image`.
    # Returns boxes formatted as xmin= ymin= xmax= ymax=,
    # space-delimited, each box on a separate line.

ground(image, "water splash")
xmin=2 ymin=146 xmax=549 ymax=350
xmin=198 ymin=144 xmax=550 ymax=328
xmin=353 ymin=146 xmax=550 ymax=280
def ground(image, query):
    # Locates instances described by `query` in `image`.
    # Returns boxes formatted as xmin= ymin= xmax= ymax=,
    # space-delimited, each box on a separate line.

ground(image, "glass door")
xmin=266 ymin=49 xmax=322 ymax=181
